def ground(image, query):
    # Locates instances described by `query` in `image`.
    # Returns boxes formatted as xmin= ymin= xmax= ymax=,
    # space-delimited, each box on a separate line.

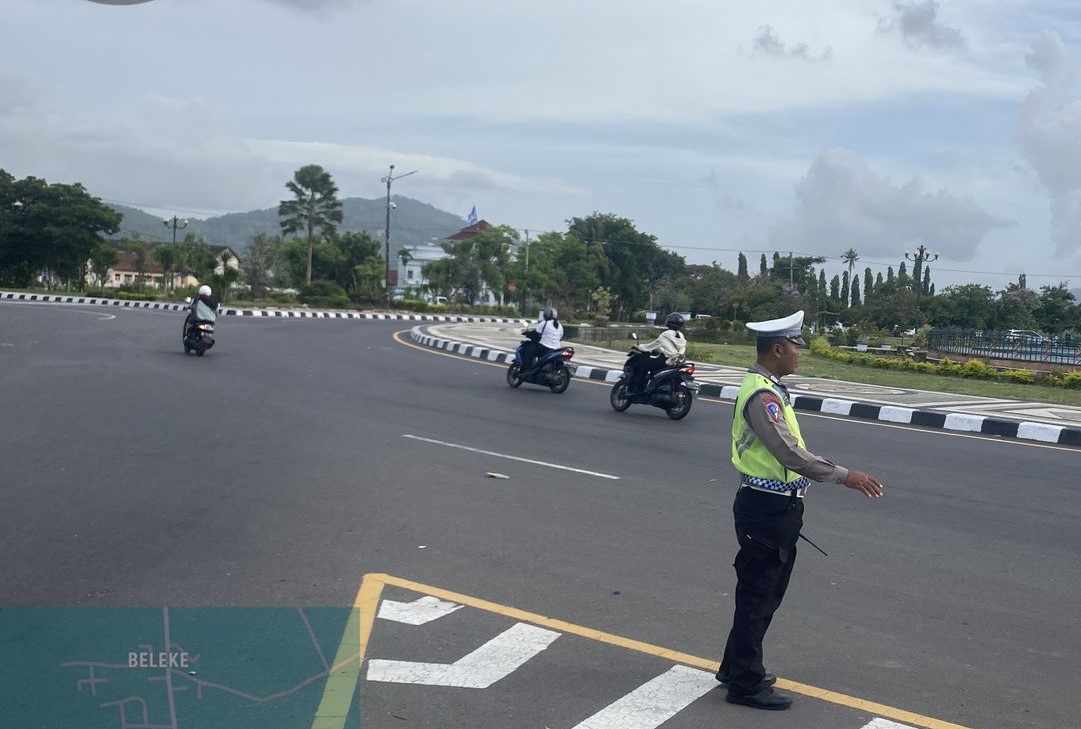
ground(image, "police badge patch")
xmin=761 ymin=392 xmax=783 ymax=423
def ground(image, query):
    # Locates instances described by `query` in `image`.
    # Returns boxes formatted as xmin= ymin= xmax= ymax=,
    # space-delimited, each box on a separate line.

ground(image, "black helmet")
xmin=666 ymin=312 xmax=685 ymax=330
xmin=543 ymin=307 xmax=558 ymax=321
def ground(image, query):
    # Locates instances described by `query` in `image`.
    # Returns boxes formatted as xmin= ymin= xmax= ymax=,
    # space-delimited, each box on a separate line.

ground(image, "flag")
xmin=466 ymin=206 xmax=477 ymax=225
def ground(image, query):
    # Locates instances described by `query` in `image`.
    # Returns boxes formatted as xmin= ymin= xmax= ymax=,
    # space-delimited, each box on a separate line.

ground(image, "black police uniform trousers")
xmin=720 ymin=486 xmax=804 ymax=695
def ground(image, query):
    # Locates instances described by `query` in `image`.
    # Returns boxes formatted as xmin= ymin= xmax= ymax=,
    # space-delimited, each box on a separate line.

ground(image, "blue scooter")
xmin=506 ymin=334 xmax=576 ymax=393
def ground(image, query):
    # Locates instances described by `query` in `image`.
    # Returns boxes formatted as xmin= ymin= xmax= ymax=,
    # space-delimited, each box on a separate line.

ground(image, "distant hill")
xmin=108 ymin=196 xmax=469 ymax=260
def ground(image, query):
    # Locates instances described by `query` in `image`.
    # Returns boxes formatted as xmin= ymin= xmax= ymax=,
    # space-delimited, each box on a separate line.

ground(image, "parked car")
xmin=1006 ymin=329 xmax=1046 ymax=344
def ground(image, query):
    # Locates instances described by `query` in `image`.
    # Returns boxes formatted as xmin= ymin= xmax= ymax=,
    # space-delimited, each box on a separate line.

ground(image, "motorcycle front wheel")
xmin=506 ymin=363 xmax=523 ymax=388
xmin=548 ymin=365 xmax=571 ymax=394
xmin=666 ymin=387 xmax=694 ymax=420
xmin=609 ymin=380 xmax=632 ymax=411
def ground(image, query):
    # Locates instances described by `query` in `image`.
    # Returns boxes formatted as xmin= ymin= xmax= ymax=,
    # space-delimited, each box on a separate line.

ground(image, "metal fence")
xmin=926 ymin=330 xmax=1081 ymax=366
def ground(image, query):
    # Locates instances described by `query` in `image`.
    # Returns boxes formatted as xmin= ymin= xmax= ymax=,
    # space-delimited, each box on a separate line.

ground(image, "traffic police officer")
xmin=717 ymin=310 xmax=884 ymax=710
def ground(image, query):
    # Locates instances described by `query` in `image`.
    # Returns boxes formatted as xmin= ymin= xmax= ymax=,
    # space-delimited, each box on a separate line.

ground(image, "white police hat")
xmin=746 ymin=310 xmax=806 ymax=345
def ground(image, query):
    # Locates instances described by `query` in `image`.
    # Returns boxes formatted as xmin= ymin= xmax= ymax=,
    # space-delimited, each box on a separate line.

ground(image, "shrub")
xmin=300 ymin=281 xmax=350 ymax=308
xmin=998 ymin=368 xmax=1037 ymax=384
xmin=1047 ymin=370 xmax=1081 ymax=389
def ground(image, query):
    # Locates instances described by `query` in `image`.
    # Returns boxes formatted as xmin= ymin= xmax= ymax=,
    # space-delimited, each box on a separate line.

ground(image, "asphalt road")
xmin=1 ymin=302 xmax=1078 ymax=729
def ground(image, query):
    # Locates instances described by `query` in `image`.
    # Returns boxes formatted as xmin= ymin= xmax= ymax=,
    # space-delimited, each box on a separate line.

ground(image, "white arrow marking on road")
xmin=377 ymin=596 xmax=463 ymax=625
xmin=366 ymin=622 xmax=559 ymax=688
xmin=861 ymin=720 xmax=917 ymax=729
xmin=569 ymin=664 xmax=718 ymax=729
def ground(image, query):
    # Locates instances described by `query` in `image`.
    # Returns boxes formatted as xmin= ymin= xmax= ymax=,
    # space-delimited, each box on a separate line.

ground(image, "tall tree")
xmin=278 ymin=165 xmax=343 ymax=286
xmin=863 ymin=267 xmax=874 ymax=304
xmin=928 ymin=284 xmax=995 ymax=330
xmin=850 ymin=275 xmax=862 ymax=306
xmin=241 ymin=232 xmax=279 ymax=298
xmin=840 ymin=248 xmax=859 ymax=305
xmin=127 ymin=238 xmax=149 ymax=289
xmin=737 ymin=252 xmax=749 ymax=282
xmin=88 ymin=241 xmax=118 ymax=289
xmin=0 ymin=173 xmax=119 ymax=288
xmin=153 ymin=243 xmax=185 ymax=292
xmin=840 ymin=270 xmax=850 ymax=308
xmin=566 ymin=212 xmax=681 ymax=317
xmin=1034 ymin=283 xmax=1077 ymax=336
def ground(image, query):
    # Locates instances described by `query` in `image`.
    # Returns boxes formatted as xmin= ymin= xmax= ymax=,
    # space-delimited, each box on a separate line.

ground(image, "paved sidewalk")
xmin=418 ymin=322 xmax=1081 ymax=447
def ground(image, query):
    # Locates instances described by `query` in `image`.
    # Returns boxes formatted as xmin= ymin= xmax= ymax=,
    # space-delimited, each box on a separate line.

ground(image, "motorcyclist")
xmin=521 ymin=307 xmax=563 ymax=375
xmin=628 ymin=312 xmax=687 ymax=394
xmin=184 ymin=284 xmax=218 ymax=339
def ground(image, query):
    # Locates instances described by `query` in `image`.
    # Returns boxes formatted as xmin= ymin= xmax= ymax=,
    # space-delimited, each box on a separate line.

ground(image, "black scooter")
xmin=182 ymin=297 xmax=216 ymax=356
xmin=609 ymin=333 xmax=699 ymax=419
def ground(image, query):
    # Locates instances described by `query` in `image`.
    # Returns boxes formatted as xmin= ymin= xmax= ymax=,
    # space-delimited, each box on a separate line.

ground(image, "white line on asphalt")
xmin=569 ymin=665 xmax=718 ymax=729
xmin=377 ymin=596 xmax=463 ymax=625
xmin=366 ymin=622 xmax=560 ymax=688
xmin=861 ymin=719 xmax=918 ymax=729
xmin=402 ymin=434 xmax=622 ymax=480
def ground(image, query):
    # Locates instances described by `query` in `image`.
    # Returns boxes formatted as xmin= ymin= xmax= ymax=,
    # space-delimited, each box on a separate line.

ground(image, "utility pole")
xmin=381 ymin=164 xmax=418 ymax=308
xmin=522 ymin=229 xmax=530 ymax=315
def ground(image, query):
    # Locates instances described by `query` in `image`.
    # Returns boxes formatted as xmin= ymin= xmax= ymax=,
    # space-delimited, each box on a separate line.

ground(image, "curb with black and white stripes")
xmin=6 ymin=291 xmax=1077 ymax=446
xmin=409 ymin=327 xmax=1081 ymax=447
xmin=0 ymin=291 xmax=530 ymax=324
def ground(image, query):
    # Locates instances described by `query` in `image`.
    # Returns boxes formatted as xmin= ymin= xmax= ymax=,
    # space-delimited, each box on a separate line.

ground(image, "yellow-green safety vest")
xmin=731 ymin=371 xmax=808 ymax=489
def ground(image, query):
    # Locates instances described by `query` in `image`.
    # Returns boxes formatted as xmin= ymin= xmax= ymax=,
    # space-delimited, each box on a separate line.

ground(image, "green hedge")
xmin=809 ymin=336 xmax=1063 ymax=386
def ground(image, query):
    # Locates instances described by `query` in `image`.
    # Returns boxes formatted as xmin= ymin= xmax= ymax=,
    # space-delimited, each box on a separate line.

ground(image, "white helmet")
xmin=198 ymin=285 xmax=212 ymax=297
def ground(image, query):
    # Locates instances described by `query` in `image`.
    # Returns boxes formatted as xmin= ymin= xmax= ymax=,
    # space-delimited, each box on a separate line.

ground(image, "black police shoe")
xmin=715 ymin=670 xmax=776 ymax=686
xmin=725 ymin=686 xmax=793 ymax=710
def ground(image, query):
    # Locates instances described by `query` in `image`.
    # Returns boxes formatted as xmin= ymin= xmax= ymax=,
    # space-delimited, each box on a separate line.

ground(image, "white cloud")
xmin=768 ymin=149 xmax=1013 ymax=260
xmin=7 ymin=0 xmax=1081 ymax=287
xmin=878 ymin=1 xmax=968 ymax=52
xmin=751 ymin=25 xmax=833 ymax=62
xmin=1016 ymin=31 xmax=1081 ymax=258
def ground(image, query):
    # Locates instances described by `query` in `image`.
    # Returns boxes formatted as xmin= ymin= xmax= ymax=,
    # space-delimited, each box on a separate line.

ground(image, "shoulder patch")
xmin=759 ymin=392 xmax=784 ymax=423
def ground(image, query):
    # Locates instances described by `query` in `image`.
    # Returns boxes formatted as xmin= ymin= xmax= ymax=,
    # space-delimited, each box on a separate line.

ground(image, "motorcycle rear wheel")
xmin=549 ymin=366 xmax=571 ymax=394
xmin=609 ymin=380 xmax=632 ymax=411
xmin=666 ymin=388 xmax=693 ymax=420
xmin=506 ymin=363 xmax=523 ymax=388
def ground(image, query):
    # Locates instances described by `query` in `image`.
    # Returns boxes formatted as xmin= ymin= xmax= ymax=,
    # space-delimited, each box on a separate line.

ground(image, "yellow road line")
xmin=316 ymin=572 xmax=975 ymax=729
xmin=309 ymin=576 xmax=384 ymax=729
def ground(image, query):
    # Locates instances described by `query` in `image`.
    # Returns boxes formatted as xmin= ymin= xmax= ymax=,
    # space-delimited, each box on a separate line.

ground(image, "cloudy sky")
xmin=5 ymin=0 xmax=1081 ymax=290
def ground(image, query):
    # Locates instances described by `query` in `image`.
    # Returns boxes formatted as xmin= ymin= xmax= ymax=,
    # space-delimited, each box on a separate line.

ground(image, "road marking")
xmin=367 ymin=622 xmax=560 ymax=688
xmin=569 ymin=665 xmax=718 ymax=729
xmin=862 ymin=720 xmax=918 ymax=729
xmin=402 ymin=434 xmax=621 ymax=480
xmin=377 ymin=596 xmax=462 ymax=625
xmin=308 ymin=574 xmax=383 ymax=729
xmin=316 ymin=574 xmax=977 ymax=729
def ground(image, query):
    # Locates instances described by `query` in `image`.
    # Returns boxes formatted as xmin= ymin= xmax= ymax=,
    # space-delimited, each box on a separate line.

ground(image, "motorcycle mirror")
xmin=184 ymin=297 xmax=192 ymax=304
xmin=631 ymin=332 xmax=639 ymax=341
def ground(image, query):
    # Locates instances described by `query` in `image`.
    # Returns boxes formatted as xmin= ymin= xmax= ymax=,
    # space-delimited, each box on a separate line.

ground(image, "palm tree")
xmin=278 ymin=165 xmax=343 ymax=286
xmin=840 ymin=248 xmax=859 ymax=307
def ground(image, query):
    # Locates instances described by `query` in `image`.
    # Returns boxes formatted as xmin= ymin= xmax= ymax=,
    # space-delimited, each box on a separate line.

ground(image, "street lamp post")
xmin=163 ymin=215 xmax=189 ymax=246
xmin=380 ymin=165 xmax=418 ymax=308
xmin=162 ymin=216 xmax=189 ymax=293
xmin=905 ymin=243 xmax=938 ymax=330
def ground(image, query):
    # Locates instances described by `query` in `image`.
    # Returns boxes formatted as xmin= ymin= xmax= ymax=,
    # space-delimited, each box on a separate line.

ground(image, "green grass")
xmin=590 ymin=337 xmax=1081 ymax=406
